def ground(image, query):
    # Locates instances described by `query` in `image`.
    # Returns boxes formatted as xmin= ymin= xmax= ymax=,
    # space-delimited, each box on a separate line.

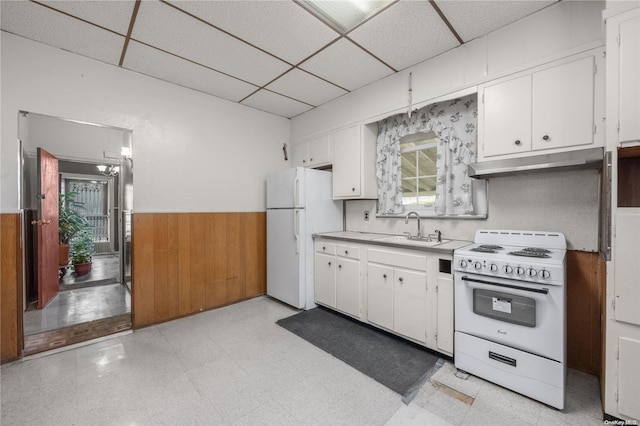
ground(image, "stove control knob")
xmin=515 ymin=266 xmax=525 ymax=276
xmin=458 ymin=259 xmax=468 ymax=268
xmin=474 ymin=262 xmax=482 ymax=270
xmin=503 ymin=265 xmax=513 ymax=274
xmin=526 ymin=268 xmax=537 ymax=277
xmin=539 ymin=270 xmax=551 ymax=279
xmin=489 ymin=263 xmax=498 ymax=272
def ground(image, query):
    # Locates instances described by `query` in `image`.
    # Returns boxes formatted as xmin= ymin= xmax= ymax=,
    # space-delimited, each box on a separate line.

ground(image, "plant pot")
xmin=73 ymin=262 xmax=92 ymax=277
xmin=59 ymin=244 xmax=70 ymax=266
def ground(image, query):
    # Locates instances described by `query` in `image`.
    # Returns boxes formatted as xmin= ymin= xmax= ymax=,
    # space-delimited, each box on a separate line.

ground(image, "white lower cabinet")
xmin=336 ymin=257 xmax=360 ymax=318
xmin=314 ymin=238 xmax=454 ymax=356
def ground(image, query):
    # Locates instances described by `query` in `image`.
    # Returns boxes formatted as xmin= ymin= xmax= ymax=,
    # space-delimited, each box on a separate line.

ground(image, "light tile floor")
xmin=2 ymin=296 xmax=603 ymax=426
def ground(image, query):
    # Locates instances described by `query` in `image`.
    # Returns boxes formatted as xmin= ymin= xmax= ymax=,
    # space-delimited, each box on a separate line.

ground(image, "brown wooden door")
xmin=36 ymin=148 xmax=59 ymax=308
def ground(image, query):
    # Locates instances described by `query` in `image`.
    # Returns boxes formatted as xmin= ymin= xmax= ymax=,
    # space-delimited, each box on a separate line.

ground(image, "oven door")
xmin=454 ymin=271 xmax=565 ymax=362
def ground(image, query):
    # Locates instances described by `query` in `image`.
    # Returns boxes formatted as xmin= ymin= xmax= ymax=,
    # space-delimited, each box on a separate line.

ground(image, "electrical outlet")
xmin=364 ymin=210 xmax=369 ymax=221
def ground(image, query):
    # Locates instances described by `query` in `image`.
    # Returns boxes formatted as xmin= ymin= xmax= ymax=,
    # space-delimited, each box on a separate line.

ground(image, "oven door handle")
xmin=461 ymin=276 xmax=549 ymax=294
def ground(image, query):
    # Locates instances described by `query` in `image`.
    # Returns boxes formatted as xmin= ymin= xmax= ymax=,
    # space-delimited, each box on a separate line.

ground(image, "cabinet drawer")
xmin=368 ymin=248 xmax=427 ymax=271
xmin=337 ymin=244 xmax=360 ymax=259
xmin=315 ymin=240 xmax=336 ymax=255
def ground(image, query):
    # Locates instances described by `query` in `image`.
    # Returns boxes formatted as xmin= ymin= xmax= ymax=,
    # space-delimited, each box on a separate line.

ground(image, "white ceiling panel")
xmin=242 ymin=90 xmax=314 ymax=118
xmin=437 ymin=0 xmax=557 ymax=43
xmin=131 ymin=1 xmax=291 ymax=87
xmin=0 ymin=1 xmax=124 ymax=65
xmin=266 ymin=69 xmax=348 ymax=107
xmin=349 ymin=1 xmax=460 ymax=71
xmin=123 ymin=41 xmax=258 ymax=103
xmin=41 ymin=0 xmax=136 ymax=35
xmin=171 ymin=0 xmax=340 ymax=65
xmin=300 ymin=38 xmax=395 ymax=91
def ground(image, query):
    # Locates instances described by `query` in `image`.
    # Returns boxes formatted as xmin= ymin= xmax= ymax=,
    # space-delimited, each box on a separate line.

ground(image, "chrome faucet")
xmin=405 ymin=211 xmax=421 ymax=239
xmin=426 ymin=229 xmax=442 ymax=243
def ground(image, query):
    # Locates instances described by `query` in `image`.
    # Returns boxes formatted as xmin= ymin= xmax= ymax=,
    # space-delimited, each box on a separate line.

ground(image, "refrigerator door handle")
xmin=294 ymin=210 xmax=300 ymax=253
xmin=294 ymin=175 xmax=300 ymax=208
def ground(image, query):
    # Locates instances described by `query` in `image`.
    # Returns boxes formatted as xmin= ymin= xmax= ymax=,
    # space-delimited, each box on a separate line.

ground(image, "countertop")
xmin=313 ymin=231 xmax=472 ymax=254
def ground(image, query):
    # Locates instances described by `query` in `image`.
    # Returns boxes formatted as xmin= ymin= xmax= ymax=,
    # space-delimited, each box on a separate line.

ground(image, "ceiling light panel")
xmin=171 ymin=1 xmax=339 ymax=65
xmin=266 ymin=69 xmax=348 ymax=107
xmin=0 ymin=1 xmax=124 ymax=65
xmin=123 ymin=41 xmax=258 ymax=103
xmin=300 ymin=38 xmax=394 ymax=91
xmin=40 ymin=0 xmax=136 ymax=35
xmin=299 ymin=0 xmax=393 ymax=33
xmin=349 ymin=1 xmax=459 ymax=71
xmin=242 ymin=90 xmax=314 ymax=118
xmin=131 ymin=1 xmax=290 ymax=87
xmin=436 ymin=0 xmax=556 ymax=42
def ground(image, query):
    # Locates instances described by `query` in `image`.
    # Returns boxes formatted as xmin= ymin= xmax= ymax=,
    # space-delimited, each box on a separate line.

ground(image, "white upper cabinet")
xmin=607 ymin=8 xmax=640 ymax=146
xmin=531 ymin=56 xmax=595 ymax=151
xmin=291 ymin=133 xmax=331 ymax=168
xmin=332 ymin=123 xmax=377 ymax=200
xmin=479 ymin=51 xmax=602 ymax=160
xmin=483 ymin=75 xmax=532 ymax=157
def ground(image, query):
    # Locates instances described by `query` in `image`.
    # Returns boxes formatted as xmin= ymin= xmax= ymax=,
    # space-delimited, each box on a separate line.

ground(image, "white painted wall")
xmin=1 ymin=32 xmax=289 ymax=214
xmin=290 ymin=0 xmax=605 ymax=252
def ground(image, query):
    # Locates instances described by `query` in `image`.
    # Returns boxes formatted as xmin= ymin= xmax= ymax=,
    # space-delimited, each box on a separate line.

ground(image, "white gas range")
xmin=453 ymin=230 xmax=567 ymax=410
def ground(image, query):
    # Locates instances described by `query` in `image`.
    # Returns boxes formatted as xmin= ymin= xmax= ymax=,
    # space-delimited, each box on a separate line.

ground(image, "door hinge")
xmin=482 ymin=93 xmax=485 ymax=104
xmin=612 ymin=298 xmax=616 ymax=311
xmin=435 ymin=332 xmax=438 ymax=342
xmin=616 ymin=346 xmax=620 ymax=360
xmin=436 ymin=285 xmax=439 ymax=293
xmin=615 ymin=389 xmax=619 ymax=402
xmin=617 ymin=120 xmax=620 ymax=133
xmin=617 ymin=34 xmax=621 ymax=46
xmin=593 ymin=63 xmax=597 ymax=74
xmin=593 ymin=124 xmax=597 ymax=134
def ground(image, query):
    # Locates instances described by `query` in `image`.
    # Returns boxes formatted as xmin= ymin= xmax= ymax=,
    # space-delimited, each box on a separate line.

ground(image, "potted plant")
xmin=58 ymin=192 xmax=87 ymax=267
xmin=70 ymin=228 xmax=95 ymax=276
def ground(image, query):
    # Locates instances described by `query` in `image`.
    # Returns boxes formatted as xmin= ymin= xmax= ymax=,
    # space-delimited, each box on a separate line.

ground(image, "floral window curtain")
xmin=376 ymin=94 xmax=478 ymax=215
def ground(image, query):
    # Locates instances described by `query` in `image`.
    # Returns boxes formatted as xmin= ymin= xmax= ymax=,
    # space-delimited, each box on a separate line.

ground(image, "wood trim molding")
xmin=131 ymin=212 xmax=266 ymax=327
xmin=1 ymin=214 xmax=23 ymax=363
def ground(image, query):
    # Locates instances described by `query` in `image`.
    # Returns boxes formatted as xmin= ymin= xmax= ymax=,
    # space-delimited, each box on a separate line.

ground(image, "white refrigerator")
xmin=266 ymin=167 xmax=343 ymax=310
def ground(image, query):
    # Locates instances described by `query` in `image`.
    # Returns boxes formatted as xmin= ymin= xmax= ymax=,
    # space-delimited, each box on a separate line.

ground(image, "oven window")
xmin=473 ymin=289 xmax=536 ymax=327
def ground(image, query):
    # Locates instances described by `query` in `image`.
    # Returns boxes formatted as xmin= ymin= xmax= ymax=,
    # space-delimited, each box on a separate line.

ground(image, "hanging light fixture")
xmin=96 ymin=164 xmax=120 ymax=176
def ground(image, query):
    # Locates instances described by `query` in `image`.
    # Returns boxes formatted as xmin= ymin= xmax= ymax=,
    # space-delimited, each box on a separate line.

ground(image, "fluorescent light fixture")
xmin=96 ymin=165 xmax=107 ymax=173
xmin=300 ymin=0 xmax=392 ymax=33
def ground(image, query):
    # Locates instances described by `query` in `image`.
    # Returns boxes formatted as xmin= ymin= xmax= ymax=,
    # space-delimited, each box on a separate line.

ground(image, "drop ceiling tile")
xmin=242 ymin=90 xmax=313 ymax=118
xmin=122 ymin=41 xmax=258 ymax=103
xmin=436 ymin=0 xmax=556 ymax=43
xmin=170 ymin=0 xmax=339 ymax=65
xmin=348 ymin=1 xmax=459 ymax=72
xmin=40 ymin=0 xmax=135 ymax=35
xmin=131 ymin=1 xmax=290 ymax=87
xmin=266 ymin=69 xmax=347 ymax=107
xmin=0 ymin=1 xmax=124 ymax=65
xmin=299 ymin=38 xmax=394 ymax=91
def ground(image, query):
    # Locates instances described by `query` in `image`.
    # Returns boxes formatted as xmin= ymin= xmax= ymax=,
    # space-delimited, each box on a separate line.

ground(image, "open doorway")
xmin=19 ymin=111 xmax=133 ymax=355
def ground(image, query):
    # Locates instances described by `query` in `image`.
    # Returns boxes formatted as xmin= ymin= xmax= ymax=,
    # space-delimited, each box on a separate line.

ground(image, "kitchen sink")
xmin=372 ymin=235 xmax=450 ymax=247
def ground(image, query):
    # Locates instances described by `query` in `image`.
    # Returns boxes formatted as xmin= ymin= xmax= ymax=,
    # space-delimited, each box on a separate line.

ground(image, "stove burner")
xmin=470 ymin=247 xmax=498 ymax=253
xmin=479 ymin=245 xmax=504 ymax=250
xmin=508 ymin=250 xmax=551 ymax=258
xmin=522 ymin=247 xmax=552 ymax=254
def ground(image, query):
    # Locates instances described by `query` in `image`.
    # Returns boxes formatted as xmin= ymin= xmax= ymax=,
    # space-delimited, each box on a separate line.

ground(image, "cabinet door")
xmin=315 ymin=253 xmax=336 ymax=307
xmin=367 ymin=263 xmax=394 ymax=330
xmin=393 ymin=268 xmax=427 ymax=343
xmin=614 ymin=211 xmax=640 ymax=326
xmin=291 ymin=142 xmax=308 ymax=168
xmin=619 ymin=14 xmax=640 ymax=143
xmin=483 ymin=75 xmax=532 ymax=157
xmin=532 ymin=56 xmax=594 ymax=151
xmin=307 ymin=134 xmax=331 ymax=167
xmin=436 ymin=274 xmax=454 ymax=355
xmin=333 ymin=125 xmax=361 ymax=198
xmin=336 ymin=257 xmax=360 ymax=317
xmin=618 ymin=336 xmax=640 ymax=420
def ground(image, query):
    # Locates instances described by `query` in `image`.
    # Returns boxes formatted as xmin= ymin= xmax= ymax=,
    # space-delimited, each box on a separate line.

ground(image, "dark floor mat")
xmin=276 ymin=307 xmax=443 ymax=399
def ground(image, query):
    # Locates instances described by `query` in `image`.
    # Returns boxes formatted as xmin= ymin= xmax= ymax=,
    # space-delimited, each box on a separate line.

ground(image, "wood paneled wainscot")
xmin=132 ymin=212 xmax=266 ymax=327
xmin=1 ymin=214 xmax=23 ymax=362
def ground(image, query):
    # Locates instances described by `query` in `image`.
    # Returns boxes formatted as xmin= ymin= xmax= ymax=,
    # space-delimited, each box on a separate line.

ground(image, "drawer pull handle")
xmin=489 ymin=351 xmax=517 ymax=367
xmin=345 ymin=250 xmax=348 ymax=255
xmin=328 ymin=262 xmax=331 ymax=266
xmin=398 ymin=277 xmax=403 ymax=282
xmin=338 ymin=265 xmax=342 ymax=269
xmin=383 ymin=274 xmax=387 ymax=279
xmin=542 ymin=135 xmax=550 ymax=141
xmin=322 ymin=246 xmax=326 ymax=250
xmin=514 ymin=140 xmax=521 ymax=146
